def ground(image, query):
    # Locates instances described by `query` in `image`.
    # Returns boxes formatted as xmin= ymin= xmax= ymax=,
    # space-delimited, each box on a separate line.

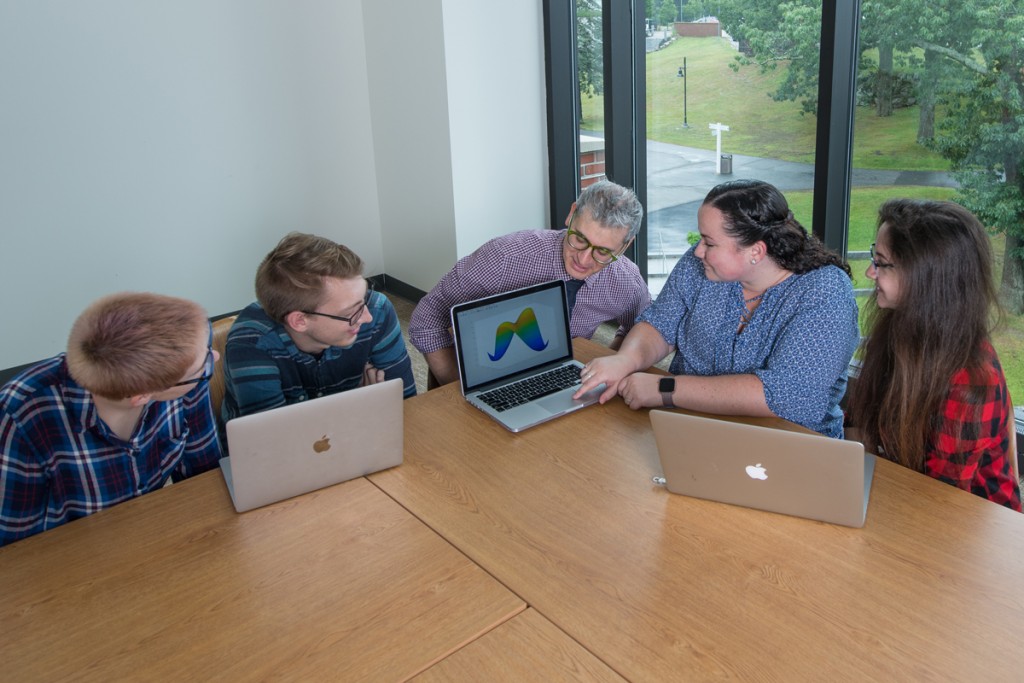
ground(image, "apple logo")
xmin=745 ymin=463 xmax=768 ymax=480
xmin=312 ymin=435 xmax=331 ymax=453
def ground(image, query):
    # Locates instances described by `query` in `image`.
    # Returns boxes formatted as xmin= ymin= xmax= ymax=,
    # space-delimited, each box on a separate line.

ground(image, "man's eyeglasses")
xmin=173 ymin=347 xmax=215 ymax=387
xmin=302 ymin=282 xmax=374 ymax=326
xmin=564 ymin=213 xmax=622 ymax=265
xmin=869 ymin=243 xmax=895 ymax=271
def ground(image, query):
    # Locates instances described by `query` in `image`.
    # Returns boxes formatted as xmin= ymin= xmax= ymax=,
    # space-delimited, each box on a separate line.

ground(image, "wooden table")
xmin=371 ymin=338 xmax=1024 ymax=680
xmin=5 ymin=337 xmax=1022 ymax=681
xmin=412 ymin=609 xmax=626 ymax=682
xmin=0 ymin=472 xmax=525 ymax=682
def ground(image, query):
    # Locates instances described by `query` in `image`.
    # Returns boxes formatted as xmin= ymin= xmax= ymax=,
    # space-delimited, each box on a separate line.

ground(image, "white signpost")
xmin=709 ymin=122 xmax=730 ymax=174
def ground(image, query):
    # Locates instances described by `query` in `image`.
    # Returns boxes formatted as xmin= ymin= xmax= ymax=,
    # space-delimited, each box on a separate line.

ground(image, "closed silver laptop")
xmin=650 ymin=410 xmax=875 ymax=527
xmin=220 ymin=378 xmax=403 ymax=512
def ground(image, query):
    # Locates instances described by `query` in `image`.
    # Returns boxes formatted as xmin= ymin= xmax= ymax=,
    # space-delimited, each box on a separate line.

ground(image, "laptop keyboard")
xmin=478 ymin=364 xmax=582 ymax=412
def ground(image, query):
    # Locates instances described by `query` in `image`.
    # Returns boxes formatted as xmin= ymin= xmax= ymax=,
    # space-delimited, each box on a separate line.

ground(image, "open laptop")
xmin=219 ymin=378 xmax=404 ymax=512
xmin=450 ymin=279 xmax=605 ymax=432
xmin=649 ymin=411 xmax=875 ymax=527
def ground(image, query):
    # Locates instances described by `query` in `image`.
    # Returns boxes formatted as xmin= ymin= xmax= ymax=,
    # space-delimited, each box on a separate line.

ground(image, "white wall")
xmin=363 ymin=0 xmax=457 ymax=293
xmin=364 ymin=0 xmax=549 ymax=291
xmin=0 ymin=0 xmax=549 ymax=369
xmin=441 ymin=1 xmax=549 ymax=257
xmin=0 ymin=0 xmax=381 ymax=368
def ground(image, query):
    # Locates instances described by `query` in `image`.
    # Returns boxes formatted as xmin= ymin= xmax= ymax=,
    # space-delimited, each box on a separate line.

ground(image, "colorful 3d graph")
xmin=488 ymin=307 xmax=549 ymax=361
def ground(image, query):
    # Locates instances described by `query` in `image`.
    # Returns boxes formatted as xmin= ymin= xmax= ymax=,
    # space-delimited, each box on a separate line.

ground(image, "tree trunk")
xmin=876 ymin=42 xmax=894 ymax=117
xmin=917 ymin=50 xmax=936 ymax=142
xmin=1002 ymin=138 xmax=1024 ymax=314
xmin=1001 ymin=233 xmax=1024 ymax=315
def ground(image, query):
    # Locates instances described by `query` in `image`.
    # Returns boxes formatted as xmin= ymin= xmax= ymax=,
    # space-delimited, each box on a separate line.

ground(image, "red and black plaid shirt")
xmin=925 ymin=342 xmax=1021 ymax=512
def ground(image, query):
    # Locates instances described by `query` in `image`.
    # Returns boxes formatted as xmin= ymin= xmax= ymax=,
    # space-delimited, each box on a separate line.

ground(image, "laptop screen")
xmin=452 ymin=280 xmax=574 ymax=392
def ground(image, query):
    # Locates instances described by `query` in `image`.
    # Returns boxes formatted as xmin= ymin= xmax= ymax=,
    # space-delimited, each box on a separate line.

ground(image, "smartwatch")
xmin=659 ymin=377 xmax=676 ymax=408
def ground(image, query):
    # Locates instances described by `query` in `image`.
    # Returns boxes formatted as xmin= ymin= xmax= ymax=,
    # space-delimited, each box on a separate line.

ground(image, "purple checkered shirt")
xmin=409 ymin=229 xmax=650 ymax=354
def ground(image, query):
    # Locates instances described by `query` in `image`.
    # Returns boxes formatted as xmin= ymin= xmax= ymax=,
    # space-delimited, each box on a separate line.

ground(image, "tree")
xmin=719 ymin=0 xmax=822 ymax=114
xmin=929 ymin=4 xmax=1024 ymax=312
xmin=657 ymin=0 xmax=676 ymax=28
xmin=576 ymin=0 xmax=603 ymax=110
xmin=715 ymin=0 xmax=783 ymax=44
xmin=717 ymin=0 xmax=1024 ymax=309
xmin=720 ymin=0 xmax=971 ymax=125
xmin=859 ymin=1 xmax=981 ymax=132
xmin=859 ymin=4 xmax=900 ymax=117
xmin=904 ymin=2 xmax=981 ymax=143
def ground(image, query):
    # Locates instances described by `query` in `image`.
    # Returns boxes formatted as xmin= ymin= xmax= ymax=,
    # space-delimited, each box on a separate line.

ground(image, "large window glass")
xmin=848 ymin=3 xmax=1024 ymax=401
xmin=642 ymin=4 xmax=821 ymax=296
xmin=577 ymin=0 xmax=606 ymax=193
xmin=548 ymin=0 xmax=1024 ymax=409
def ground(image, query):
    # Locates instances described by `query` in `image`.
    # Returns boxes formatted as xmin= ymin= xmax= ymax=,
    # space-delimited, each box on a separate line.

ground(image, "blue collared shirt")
xmin=0 ymin=355 xmax=223 ymax=546
xmin=640 ymin=250 xmax=859 ymax=438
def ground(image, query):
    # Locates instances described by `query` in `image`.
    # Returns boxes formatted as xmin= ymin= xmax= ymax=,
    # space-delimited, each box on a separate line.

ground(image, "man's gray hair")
xmin=575 ymin=180 xmax=644 ymax=240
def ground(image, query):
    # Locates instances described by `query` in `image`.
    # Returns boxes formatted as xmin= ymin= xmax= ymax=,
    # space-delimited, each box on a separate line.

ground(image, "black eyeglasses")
xmin=173 ymin=347 xmax=215 ymax=387
xmin=869 ymin=243 xmax=895 ymax=271
xmin=302 ymin=282 xmax=374 ymax=326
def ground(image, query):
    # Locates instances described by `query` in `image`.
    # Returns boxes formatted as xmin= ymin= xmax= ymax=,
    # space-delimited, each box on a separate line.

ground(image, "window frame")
xmin=542 ymin=0 xmax=863 ymax=272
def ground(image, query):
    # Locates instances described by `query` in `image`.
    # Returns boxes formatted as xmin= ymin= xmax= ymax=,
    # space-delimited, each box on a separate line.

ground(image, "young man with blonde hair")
xmin=0 ymin=292 xmax=223 ymax=546
xmin=222 ymin=232 xmax=415 ymax=422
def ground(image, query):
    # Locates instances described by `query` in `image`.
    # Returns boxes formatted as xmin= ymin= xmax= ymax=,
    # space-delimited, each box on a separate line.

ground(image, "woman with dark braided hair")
xmin=846 ymin=199 xmax=1020 ymax=510
xmin=576 ymin=179 xmax=859 ymax=438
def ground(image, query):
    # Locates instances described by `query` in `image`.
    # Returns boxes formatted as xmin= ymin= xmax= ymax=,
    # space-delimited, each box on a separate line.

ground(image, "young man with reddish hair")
xmin=0 ymin=292 xmax=223 ymax=546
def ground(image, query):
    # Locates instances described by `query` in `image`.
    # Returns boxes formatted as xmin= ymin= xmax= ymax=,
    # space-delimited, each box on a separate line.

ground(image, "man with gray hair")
xmin=409 ymin=179 xmax=650 ymax=386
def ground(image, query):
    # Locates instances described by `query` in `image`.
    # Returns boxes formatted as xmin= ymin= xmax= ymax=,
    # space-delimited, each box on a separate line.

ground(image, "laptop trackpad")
xmin=536 ymin=383 xmax=605 ymax=414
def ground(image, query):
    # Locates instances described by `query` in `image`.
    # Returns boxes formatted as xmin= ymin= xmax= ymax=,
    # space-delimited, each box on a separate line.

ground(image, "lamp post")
xmin=676 ymin=58 xmax=688 ymax=128
xmin=709 ymin=122 xmax=730 ymax=173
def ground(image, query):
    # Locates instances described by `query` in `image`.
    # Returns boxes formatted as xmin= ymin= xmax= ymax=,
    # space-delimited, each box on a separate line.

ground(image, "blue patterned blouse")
xmin=639 ymin=250 xmax=859 ymax=438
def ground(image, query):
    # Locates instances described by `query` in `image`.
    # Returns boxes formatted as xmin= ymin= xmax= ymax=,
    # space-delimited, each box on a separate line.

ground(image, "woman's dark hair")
xmin=847 ymin=198 xmax=1001 ymax=470
xmin=703 ymin=179 xmax=851 ymax=277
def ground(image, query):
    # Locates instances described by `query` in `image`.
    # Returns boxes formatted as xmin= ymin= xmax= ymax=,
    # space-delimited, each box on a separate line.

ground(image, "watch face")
xmin=659 ymin=377 xmax=675 ymax=393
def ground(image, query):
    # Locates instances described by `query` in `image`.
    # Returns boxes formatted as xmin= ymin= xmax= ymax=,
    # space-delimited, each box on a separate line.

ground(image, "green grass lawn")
xmin=583 ymin=36 xmax=950 ymax=171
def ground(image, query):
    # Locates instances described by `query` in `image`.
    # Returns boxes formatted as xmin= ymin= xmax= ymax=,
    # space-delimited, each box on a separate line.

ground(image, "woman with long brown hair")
xmin=847 ymin=199 xmax=1021 ymax=510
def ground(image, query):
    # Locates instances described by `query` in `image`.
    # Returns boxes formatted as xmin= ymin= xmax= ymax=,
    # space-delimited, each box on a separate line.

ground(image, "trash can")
xmin=720 ymin=154 xmax=733 ymax=174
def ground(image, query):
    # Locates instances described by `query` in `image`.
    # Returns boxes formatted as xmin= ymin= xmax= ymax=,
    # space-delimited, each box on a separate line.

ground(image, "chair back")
xmin=1009 ymin=417 xmax=1020 ymax=483
xmin=208 ymin=315 xmax=237 ymax=421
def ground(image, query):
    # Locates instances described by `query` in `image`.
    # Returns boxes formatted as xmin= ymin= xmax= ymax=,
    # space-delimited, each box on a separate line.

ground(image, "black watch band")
xmin=659 ymin=377 xmax=676 ymax=408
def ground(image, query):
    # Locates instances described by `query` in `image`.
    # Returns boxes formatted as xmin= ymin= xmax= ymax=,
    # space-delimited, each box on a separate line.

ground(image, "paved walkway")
xmin=644 ymin=137 xmax=957 ymax=256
